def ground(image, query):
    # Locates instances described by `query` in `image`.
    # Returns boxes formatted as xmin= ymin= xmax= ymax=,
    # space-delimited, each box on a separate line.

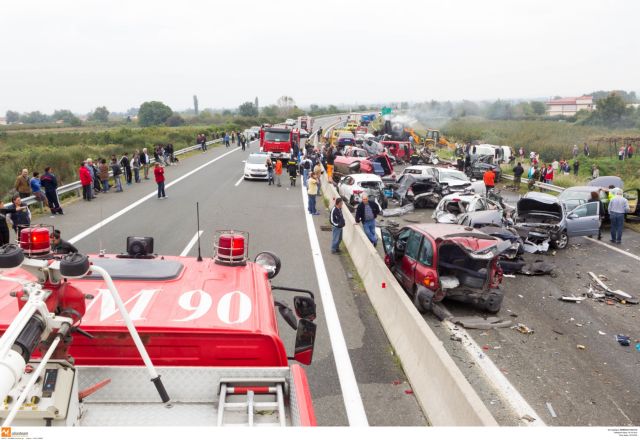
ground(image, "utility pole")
xmin=193 ymin=95 xmax=199 ymax=116
xmin=254 ymin=97 xmax=259 ymax=112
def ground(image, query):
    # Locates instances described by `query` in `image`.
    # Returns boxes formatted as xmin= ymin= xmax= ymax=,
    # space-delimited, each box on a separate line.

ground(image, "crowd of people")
xmin=2 ymin=142 xmax=187 ymax=246
xmin=76 ymin=145 xmax=176 ymax=202
xmin=199 ymin=131 xmax=249 ymax=151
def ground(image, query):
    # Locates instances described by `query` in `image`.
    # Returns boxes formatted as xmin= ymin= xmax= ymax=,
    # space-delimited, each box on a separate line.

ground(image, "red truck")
xmin=0 ymin=227 xmax=318 ymax=426
xmin=260 ymin=125 xmax=300 ymax=161
xmin=297 ymin=116 xmax=313 ymax=133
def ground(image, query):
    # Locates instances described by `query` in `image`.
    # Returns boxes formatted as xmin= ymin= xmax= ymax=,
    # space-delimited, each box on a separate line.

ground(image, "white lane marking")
xmin=180 ymin=230 xmax=203 ymax=257
xmin=69 ymin=147 xmax=242 ymax=244
xmin=585 ymin=237 xmax=640 ymax=262
xmin=234 ymin=176 xmax=244 ymax=187
xmin=443 ymin=320 xmax=546 ymax=426
xmin=300 ymin=184 xmax=369 ymax=426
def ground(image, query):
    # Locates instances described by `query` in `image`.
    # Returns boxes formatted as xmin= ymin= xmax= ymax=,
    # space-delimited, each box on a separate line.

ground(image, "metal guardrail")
xmin=501 ymin=173 xmax=565 ymax=193
xmin=6 ymin=138 xmax=223 ymax=210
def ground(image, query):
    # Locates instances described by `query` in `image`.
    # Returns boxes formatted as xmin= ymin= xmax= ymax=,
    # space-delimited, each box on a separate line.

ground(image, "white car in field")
xmin=337 ymin=173 xmax=387 ymax=209
xmin=243 ymin=153 xmax=269 ymax=180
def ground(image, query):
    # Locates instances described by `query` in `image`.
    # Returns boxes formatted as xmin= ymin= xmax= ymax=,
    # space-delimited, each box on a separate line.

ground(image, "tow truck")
xmin=0 ymin=226 xmax=318 ymax=426
xmin=259 ymin=125 xmax=300 ymax=161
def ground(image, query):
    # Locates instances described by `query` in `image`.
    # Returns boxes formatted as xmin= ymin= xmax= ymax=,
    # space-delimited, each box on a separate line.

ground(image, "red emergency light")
xmin=214 ymin=230 xmax=248 ymax=266
xmin=19 ymin=226 xmax=52 ymax=256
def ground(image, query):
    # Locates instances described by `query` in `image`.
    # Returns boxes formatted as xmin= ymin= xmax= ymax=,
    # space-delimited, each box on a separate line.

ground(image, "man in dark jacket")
xmin=52 ymin=229 xmax=78 ymax=254
xmin=40 ymin=167 xmax=63 ymax=215
xmin=512 ymin=162 xmax=524 ymax=191
xmin=330 ymin=198 xmax=346 ymax=254
xmin=355 ymin=194 xmax=381 ymax=246
xmin=120 ymin=153 xmax=132 ymax=185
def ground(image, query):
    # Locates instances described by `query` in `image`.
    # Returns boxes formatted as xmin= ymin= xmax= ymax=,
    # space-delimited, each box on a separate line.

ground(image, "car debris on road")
xmin=513 ymin=323 xmax=534 ymax=334
xmin=453 ymin=316 xmax=513 ymax=330
xmin=588 ymin=272 xmax=639 ymax=304
xmin=560 ymin=295 xmax=585 ymax=302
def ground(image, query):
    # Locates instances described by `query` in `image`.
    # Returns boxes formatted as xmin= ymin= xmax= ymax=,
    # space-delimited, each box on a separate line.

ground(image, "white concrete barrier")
xmin=320 ymin=176 xmax=497 ymax=426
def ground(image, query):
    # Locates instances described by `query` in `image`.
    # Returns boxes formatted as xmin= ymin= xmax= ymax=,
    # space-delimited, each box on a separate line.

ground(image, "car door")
xmin=398 ymin=230 xmax=423 ymax=292
xmin=413 ymin=237 xmax=438 ymax=292
xmin=338 ymin=176 xmax=353 ymax=200
xmin=381 ymin=228 xmax=397 ymax=267
xmin=565 ymin=201 xmax=600 ymax=237
xmin=623 ymin=189 xmax=639 ymax=215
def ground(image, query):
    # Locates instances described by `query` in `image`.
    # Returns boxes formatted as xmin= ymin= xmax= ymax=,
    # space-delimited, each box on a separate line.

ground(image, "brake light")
xmin=353 ymin=189 xmax=363 ymax=194
xmin=452 ymin=198 xmax=461 ymax=202
xmin=423 ymin=275 xmax=435 ymax=288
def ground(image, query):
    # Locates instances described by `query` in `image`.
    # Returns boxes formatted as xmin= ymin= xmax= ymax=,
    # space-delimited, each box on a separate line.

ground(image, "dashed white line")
xmin=234 ymin=176 xmax=244 ymax=187
xmin=300 ymin=182 xmax=369 ymax=426
xmin=180 ymin=230 xmax=203 ymax=257
xmin=585 ymin=237 xmax=640 ymax=262
xmin=69 ymin=147 xmax=242 ymax=244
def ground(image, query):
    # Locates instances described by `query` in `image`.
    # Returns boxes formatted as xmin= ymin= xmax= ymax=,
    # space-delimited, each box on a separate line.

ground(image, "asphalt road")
xmin=33 ymin=116 xmax=426 ymax=426
xmin=376 ymin=164 xmax=640 ymax=426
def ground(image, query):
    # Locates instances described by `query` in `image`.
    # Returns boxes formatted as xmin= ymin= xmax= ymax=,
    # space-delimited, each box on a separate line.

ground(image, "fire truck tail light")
xmin=214 ymin=231 xmax=248 ymax=266
xmin=19 ymin=226 xmax=52 ymax=256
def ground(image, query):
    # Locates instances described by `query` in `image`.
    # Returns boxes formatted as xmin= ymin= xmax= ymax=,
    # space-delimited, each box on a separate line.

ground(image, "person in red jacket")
xmin=545 ymin=164 xmax=554 ymax=184
xmin=79 ymin=162 xmax=93 ymax=201
xmin=483 ymin=168 xmax=495 ymax=195
xmin=154 ymin=163 xmax=166 ymax=199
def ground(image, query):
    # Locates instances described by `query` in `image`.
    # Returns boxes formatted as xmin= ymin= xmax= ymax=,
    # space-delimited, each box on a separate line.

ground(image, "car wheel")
xmin=483 ymin=291 xmax=503 ymax=313
xmin=413 ymin=285 xmax=433 ymax=314
xmin=552 ymin=231 xmax=568 ymax=249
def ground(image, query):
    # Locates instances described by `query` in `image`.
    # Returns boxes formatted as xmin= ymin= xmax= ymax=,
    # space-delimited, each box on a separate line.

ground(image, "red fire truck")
xmin=259 ymin=125 xmax=300 ymax=161
xmin=0 ymin=226 xmax=318 ymax=426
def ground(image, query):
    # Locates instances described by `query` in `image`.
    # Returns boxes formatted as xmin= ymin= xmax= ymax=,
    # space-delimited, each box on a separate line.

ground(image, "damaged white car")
xmin=433 ymin=193 xmax=504 ymax=224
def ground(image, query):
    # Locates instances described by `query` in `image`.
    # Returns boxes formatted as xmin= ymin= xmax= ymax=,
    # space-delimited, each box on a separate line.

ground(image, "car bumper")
xmin=245 ymin=171 xmax=268 ymax=180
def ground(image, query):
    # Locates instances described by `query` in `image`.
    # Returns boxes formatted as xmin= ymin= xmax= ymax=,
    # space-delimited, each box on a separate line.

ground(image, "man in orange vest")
xmin=275 ymin=159 xmax=283 ymax=187
xmin=483 ymin=168 xmax=495 ymax=196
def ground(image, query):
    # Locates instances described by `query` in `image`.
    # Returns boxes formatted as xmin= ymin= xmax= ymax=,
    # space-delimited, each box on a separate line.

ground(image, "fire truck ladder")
xmin=217 ymin=380 xmax=287 ymax=427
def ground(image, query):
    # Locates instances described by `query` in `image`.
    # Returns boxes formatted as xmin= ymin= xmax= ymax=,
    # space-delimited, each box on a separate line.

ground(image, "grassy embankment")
xmin=0 ymin=121 xmax=261 ymax=200
xmin=439 ymin=118 xmax=640 ymax=189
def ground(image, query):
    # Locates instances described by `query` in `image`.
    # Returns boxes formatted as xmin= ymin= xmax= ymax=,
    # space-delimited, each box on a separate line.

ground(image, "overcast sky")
xmin=1 ymin=0 xmax=638 ymax=114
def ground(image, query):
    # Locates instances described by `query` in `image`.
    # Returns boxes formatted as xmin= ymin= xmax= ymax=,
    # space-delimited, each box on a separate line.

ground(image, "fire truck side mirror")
xmin=275 ymin=301 xmax=297 ymax=330
xmin=294 ymin=319 xmax=316 ymax=365
xmin=293 ymin=296 xmax=316 ymax=321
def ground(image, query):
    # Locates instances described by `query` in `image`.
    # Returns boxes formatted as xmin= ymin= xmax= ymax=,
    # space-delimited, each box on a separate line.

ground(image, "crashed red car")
xmin=332 ymin=153 xmax=395 ymax=183
xmin=381 ymin=224 xmax=508 ymax=313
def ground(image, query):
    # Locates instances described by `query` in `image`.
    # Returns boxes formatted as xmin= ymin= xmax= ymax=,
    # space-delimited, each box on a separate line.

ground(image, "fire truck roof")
xmin=0 ymin=255 xmax=288 ymax=367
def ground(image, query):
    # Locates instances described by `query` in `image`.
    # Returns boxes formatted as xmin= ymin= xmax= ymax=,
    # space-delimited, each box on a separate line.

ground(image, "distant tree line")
xmin=411 ymin=90 xmax=640 ymax=129
xmin=5 ymin=106 xmax=111 ymax=126
xmin=4 ymin=95 xmax=348 ymax=130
